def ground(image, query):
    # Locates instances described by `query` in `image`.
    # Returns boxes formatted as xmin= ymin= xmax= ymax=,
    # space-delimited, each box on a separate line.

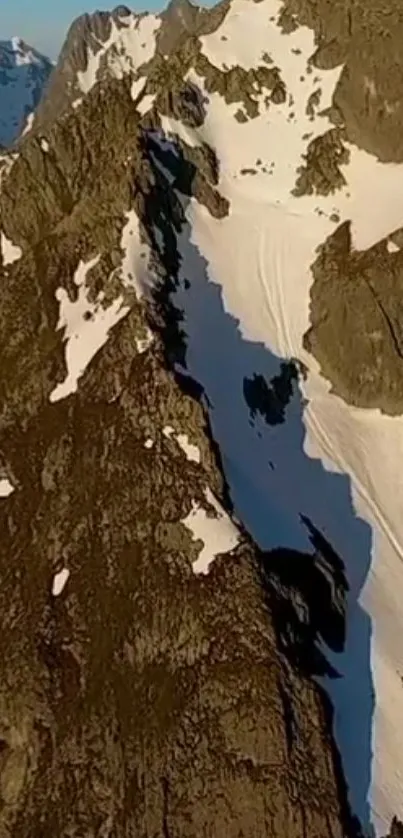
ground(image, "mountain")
xmin=0 ymin=36 xmax=53 ymax=146
xmin=1 ymin=1 xmax=403 ymax=836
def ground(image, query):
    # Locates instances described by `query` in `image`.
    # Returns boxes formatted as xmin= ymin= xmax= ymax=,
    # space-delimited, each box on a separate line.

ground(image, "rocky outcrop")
xmin=304 ymin=222 xmax=403 ymax=414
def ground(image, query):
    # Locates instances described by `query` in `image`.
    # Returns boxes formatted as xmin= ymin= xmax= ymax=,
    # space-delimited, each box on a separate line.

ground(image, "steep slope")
xmin=0 ymin=61 xmax=357 ymax=838
xmin=2 ymin=0 xmax=403 ymax=836
xmin=0 ymin=37 xmax=53 ymax=146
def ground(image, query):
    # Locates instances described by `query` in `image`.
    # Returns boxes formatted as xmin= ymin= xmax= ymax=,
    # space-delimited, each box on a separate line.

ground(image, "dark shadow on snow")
xmin=139 ymin=127 xmax=374 ymax=837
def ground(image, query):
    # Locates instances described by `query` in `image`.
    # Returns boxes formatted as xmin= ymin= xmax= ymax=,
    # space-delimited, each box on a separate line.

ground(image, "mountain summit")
xmin=0 ymin=36 xmax=52 ymax=146
xmin=1 ymin=1 xmax=403 ymax=836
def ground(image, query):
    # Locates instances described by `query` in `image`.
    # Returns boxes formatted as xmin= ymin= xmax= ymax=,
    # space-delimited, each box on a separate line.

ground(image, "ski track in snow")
xmin=257 ymin=223 xmax=293 ymax=356
xmin=160 ymin=0 xmax=403 ymax=832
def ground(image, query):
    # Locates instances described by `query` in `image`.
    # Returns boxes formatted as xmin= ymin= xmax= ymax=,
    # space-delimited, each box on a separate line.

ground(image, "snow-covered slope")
xmin=155 ymin=6 xmax=403 ymax=833
xmin=0 ymin=37 xmax=52 ymax=145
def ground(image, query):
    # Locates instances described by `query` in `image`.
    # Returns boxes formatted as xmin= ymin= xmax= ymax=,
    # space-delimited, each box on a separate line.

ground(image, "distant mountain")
xmin=0 ymin=36 xmax=53 ymax=146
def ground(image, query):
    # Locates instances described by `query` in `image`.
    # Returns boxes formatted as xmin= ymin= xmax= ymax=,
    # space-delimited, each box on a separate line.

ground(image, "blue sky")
xmin=0 ymin=1 xmax=165 ymax=58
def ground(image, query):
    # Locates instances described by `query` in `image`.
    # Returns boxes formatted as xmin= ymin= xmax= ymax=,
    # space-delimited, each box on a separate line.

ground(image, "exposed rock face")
xmin=304 ymin=222 xmax=403 ymax=414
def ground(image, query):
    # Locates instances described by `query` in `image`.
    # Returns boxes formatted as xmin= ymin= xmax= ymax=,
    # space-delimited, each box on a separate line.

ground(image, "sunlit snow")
xmin=1 ymin=231 xmax=22 ymax=265
xmin=0 ymin=478 xmax=14 ymax=497
xmin=119 ymin=210 xmax=153 ymax=297
xmin=50 ymin=256 xmax=129 ymax=402
xmin=163 ymin=426 xmax=201 ymax=463
xmin=159 ymin=114 xmax=199 ymax=149
xmin=176 ymin=434 xmax=201 ymax=463
xmin=183 ymin=488 xmax=240 ymax=574
xmin=52 ymin=567 xmax=70 ymax=597
xmin=131 ymin=77 xmax=146 ymax=100
xmin=21 ymin=112 xmax=34 ymax=137
xmin=387 ymin=239 xmax=400 ymax=254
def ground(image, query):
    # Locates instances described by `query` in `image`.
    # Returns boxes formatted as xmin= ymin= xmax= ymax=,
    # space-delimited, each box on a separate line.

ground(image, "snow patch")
xmin=176 ymin=434 xmax=201 ymax=463
xmin=119 ymin=210 xmax=153 ymax=297
xmin=163 ymin=427 xmax=200 ymax=462
xmin=50 ymin=255 xmax=129 ymax=402
xmin=0 ymin=152 xmax=18 ymax=189
xmin=0 ymin=478 xmax=14 ymax=497
xmin=144 ymin=438 xmax=154 ymax=449
xmin=387 ymin=239 xmax=400 ymax=253
xmin=1 ymin=231 xmax=22 ymax=265
xmin=131 ymin=77 xmax=146 ymax=100
xmin=183 ymin=488 xmax=240 ymax=574
xmin=136 ymin=93 xmax=157 ymax=115
xmin=40 ymin=137 xmax=49 ymax=152
xmin=21 ymin=111 xmax=34 ymax=137
xmin=52 ymin=568 xmax=70 ymax=597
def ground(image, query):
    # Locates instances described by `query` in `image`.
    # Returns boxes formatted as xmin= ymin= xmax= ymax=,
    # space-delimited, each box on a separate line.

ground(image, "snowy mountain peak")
xmin=0 ymin=37 xmax=52 ymax=145
xmin=8 ymin=35 xmax=40 ymax=66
